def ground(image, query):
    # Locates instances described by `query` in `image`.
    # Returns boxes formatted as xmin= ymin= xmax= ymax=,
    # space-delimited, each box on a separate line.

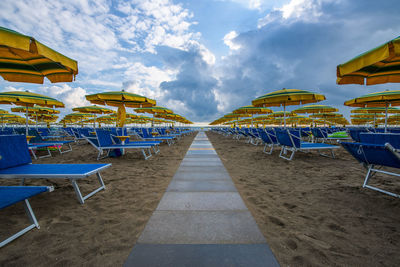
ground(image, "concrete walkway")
xmin=124 ymin=131 xmax=279 ymax=266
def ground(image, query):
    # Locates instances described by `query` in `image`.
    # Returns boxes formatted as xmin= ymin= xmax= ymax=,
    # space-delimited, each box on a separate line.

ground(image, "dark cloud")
xmin=158 ymin=46 xmax=219 ymax=121
xmin=213 ymin=0 xmax=400 ymax=121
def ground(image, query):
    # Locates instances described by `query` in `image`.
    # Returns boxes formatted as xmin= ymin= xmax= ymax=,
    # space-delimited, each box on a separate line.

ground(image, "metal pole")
xmin=283 ymin=103 xmax=286 ymax=128
xmin=25 ymin=105 xmax=28 ymax=136
xmin=385 ymin=102 xmax=388 ymax=133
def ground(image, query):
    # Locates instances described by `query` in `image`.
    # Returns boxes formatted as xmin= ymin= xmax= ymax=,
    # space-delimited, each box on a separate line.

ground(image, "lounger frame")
xmin=0 ymin=164 xmax=111 ymax=204
xmin=0 ymin=186 xmax=53 ymax=248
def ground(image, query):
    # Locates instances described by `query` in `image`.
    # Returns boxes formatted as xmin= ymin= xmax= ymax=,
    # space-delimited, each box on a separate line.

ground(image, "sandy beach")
xmin=0 ymin=133 xmax=195 ymax=266
xmin=207 ymin=131 xmax=400 ymax=266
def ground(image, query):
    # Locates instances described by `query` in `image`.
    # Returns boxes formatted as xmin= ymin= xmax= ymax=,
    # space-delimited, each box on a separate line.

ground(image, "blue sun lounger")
xmin=258 ymin=128 xmax=279 ymax=154
xmin=0 ymin=186 xmax=53 ymax=247
xmin=84 ymin=129 xmax=156 ymax=160
xmin=0 ymin=135 xmax=111 ymax=204
xmin=341 ymin=142 xmax=400 ymax=198
xmin=275 ymin=128 xmax=339 ymax=160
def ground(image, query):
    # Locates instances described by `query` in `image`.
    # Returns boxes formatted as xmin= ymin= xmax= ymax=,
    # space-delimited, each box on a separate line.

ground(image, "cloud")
xmin=223 ymin=31 xmax=241 ymax=50
xmin=213 ymin=0 xmax=400 ymax=121
xmin=158 ymin=46 xmax=219 ymax=121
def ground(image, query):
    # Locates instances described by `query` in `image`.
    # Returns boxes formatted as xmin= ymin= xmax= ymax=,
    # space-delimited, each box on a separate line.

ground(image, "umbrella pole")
xmin=385 ymin=102 xmax=388 ymax=133
xmin=283 ymin=104 xmax=286 ymax=128
xmin=251 ymin=114 xmax=253 ymax=128
xmin=25 ymin=105 xmax=29 ymax=136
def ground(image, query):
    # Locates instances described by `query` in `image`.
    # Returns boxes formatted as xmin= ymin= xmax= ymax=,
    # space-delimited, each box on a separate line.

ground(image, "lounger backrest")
xmin=0 ymin=135 xmax=32 ymax=169
xmin=275 ymin=129 xmax=298 ymax=148
xmin=95 ymin=129 xmax=114 ymax=147
xmin=348 ymin=128 xmax=368 ymax=142
xmin=341 ymin=142 xmax=400 ymax=169
xmin=359 ymin=133 xmax=400 ymax=149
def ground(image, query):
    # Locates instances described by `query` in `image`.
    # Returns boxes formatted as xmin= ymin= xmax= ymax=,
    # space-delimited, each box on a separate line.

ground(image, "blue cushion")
xmin=0 ymin=135 xmax=31 ymax=170
xmin=0 ymin=186 xmax=48 ymax=209
xmin=341 ymin=142 xmax=400 ymax=169
xmin=359 ymin=133 xmax=400 ymax=149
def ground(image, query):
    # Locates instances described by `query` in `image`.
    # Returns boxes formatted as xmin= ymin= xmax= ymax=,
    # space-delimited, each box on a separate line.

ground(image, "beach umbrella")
xmin=232 ymin=105 xmax=272 ymax=127
xmin=86 ymin=90 xmax=155 ymax=127
xmin=337 ymin=36 xmax=400 ymax=85
xmin=72 ymin=105 xmax=114 ymax=128
xmin=11 ymin=106 xmax=60 ymax=129
xmin=294 ymin=104 xmax=338 ymax=114
xmin=252 ymin=88 xmax=325 ymax=127
xmin=0 ymin=91 xmax=64 ymax=135
xmin=0 ymin=26 xmax=78 ymax=83
xmin=344 ymin=90 xmax=400 ymax=131
xmin=135 ymin=106 xmax=173 ymax=126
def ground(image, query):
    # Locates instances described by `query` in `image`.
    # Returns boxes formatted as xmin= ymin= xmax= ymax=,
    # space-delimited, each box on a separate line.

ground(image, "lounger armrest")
xmin=385 ymin=143 xmax=400 ymax=161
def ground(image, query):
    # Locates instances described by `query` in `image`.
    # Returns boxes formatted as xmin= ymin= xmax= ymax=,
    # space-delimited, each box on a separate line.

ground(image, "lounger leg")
xmin=30 ymin=148 xmax=38 ymax=160
xmin=263 ymin=144 xmax=273 ymax=155
xmin=142 ymin=149 xmax=152 ymax=160
xmin=153 ymin=145 xmax=160 ymax=154
xmin=71 ymin=174 xmax=107 ymax=204
xmin=59 ymin=143 xmax=72 ymax=154
xmin=279 ymin=146 xmax=295 ymax=160
xmin=0 ymin=200 xmax=39 ymax=248
xmin=39 ymin=147 xmax=52 ymax=159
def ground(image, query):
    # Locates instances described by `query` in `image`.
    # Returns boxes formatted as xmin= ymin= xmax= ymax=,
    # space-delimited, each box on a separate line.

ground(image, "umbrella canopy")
xmin=0 ymin=26 xmax=78 ymax=83
xmin=344 ymin=90 xmax=400 ymax=107
xmin=351 ymin=107 xmax=400 ymax=114
xmin=252 ymin=89 xmax=325 ymax=107
xmin=72 ymin=105 xmax=114 ymax=128
xmin=337 ymin=36 xmax=400 ymax=85
xmin=268 ymin=111 xmax=297 ymax=118
xmin=11 ymin=106 xmax=60 ymax=114
xmin=351 ymin=113 xmax=385 ymax=118
xmin=0 ymin=91 xmax=64 ymax=135
xmin=72 ymin=105 xmax=114 ymax=114
xmin=344 ymin=90 xmax=400 ymax=131
xmin=0 ymin=109 xmax=8 ymax=114
xmin=232 ymin=105 xmax=272 ymax=127
xmin=252 ymin=88 xmax=325 ymax=127
xmin=309 ymin=112 xmax=343 ymax=118
xmin=0 ymin=91 xmax=64 ymax=108
xmin=86 ymin=90 xmax=156 ymax=127
xmin=232 ymin=105 xmax=273 ymax=115
xmin=294 ymin=104 xmax=338 ymax=114
xmin=135 ymin=106 xmax=173 ymax=114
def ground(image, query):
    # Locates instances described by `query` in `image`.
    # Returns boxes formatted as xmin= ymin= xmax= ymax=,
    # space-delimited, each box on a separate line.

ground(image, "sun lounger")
xmin=341 ymin=142 xmax=400 ymax=198
xmin=138 ymin=128 xmax=175 ymax=146
xmin=275 ymin=128 xmax=339 ymax=160
xmin=0 ymin=135 xmax=111 ymax=204
xmin=28 ymin=130 xmax=73 ymax=154
xmin=28 ymin=143 xmax=52 ymax=160
xmin=84 ymin=129 xmax=155 ymax=160
xmin=258 ymin=128 xmax=279 ymax=154
xmin=0 ymin=186 xmax=53 ymax=247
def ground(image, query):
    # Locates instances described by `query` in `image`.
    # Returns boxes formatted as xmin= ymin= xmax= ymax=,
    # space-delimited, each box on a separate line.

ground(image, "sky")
xmin=1 ymin=0 xmax=400 ymax=125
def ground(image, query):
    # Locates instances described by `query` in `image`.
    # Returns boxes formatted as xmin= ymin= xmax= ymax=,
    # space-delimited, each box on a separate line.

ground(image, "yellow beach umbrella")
xmin=72 ymin=105 xmax=114 ymax=128
xmin=232 ymin=105 xmax=272 ymax=127
xmin=252 ymin=88 xmax=325 ymax=127
xmin=337 ymin=36 xmax=400 ymax=85
xmin=86 ymin=90 xmax=156 ymax=127
xmin=294 ymin=104 xmax=338 ymax=114
xmin=0 ymin=91 xmax=64 ymax=135
xmin=135 ymin=106 xmax=173 ymax=126
xmin=0 ymin=26 xmax=78 ymax=83
xmin=344 ymin=90 xmax=400 ymax=131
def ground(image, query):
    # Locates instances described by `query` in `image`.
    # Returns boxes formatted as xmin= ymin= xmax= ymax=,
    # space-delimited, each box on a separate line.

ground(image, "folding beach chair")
xmin=275 ymin=128 xmax=339 ymax=160
xmin=0 ymin=135 xmax=111 ymax=204
xmin=84 ymin=129 xmax=155 ymax=160
xmin=138 ymin=128 xmax=175 ymax=146
xmin=29 ymin=129 xmax=74 ymax=154
xmin=341 ymin=142 xmax=400 ymax=198
xmin=258 ymin=128 xmax=279 ymax=154
xmin=0 ymin=186 xmax=53 ymax=247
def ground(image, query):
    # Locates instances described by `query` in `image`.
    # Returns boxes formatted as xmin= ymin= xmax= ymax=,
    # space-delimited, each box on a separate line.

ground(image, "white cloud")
xmin=257 ymin=0 xmax=332 ymax=28
xmin=223 ymin=31 xmax=241 ymax=50
xmin=122 ymin=62 xmax=177 ymax=101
